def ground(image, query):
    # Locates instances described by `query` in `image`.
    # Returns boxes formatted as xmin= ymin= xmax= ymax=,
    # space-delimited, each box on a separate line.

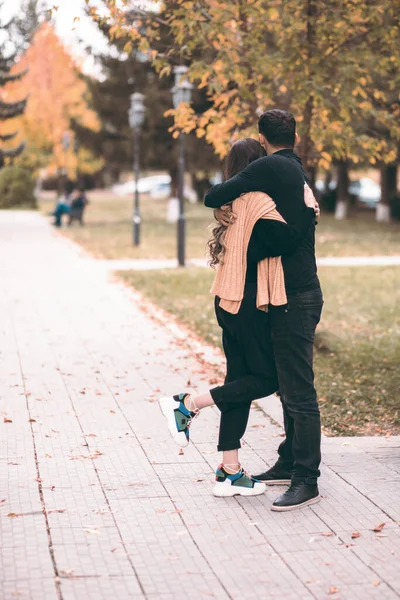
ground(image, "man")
xmin=204 ymin=109 xmax=324 ymax=511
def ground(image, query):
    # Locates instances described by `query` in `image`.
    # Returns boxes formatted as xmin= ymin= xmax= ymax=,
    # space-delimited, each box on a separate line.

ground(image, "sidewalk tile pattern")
xmin=0 ymin=212 xmax=399 ymax=600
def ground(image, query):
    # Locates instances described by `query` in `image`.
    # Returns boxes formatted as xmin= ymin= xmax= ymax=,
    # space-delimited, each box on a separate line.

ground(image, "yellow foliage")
xmin=5 ymin=23 xmax=103 ymax=177
xmin=95 ymin=0 xmax=400 ymax=165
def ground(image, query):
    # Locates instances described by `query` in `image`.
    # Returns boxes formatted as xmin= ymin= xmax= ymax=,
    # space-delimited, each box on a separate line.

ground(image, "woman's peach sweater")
xmin=211 ymin=191 xmax=288 ymax=314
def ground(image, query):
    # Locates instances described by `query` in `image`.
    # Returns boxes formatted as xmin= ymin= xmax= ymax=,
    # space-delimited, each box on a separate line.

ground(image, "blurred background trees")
xmin=0 ymin=0 xmax=399 ymax=219
xmin=89 ymin=0 xmax=400 ymax=221
xmin=81 ymin=13 xmax=216 ymax=198
xmin=6 ymin=22 xmax=103 ymax=183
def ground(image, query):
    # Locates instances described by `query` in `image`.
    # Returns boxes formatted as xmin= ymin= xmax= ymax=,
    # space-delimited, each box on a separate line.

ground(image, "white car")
xmin=350 ymin=178 xmax=381 ymax=207
xmin=316 ymin=176 xmax=381 ymax=208
xmin=112 ymin=175 xmax=171 ymax=197
xmin=112 ymin=174 xmax=198 ymax=202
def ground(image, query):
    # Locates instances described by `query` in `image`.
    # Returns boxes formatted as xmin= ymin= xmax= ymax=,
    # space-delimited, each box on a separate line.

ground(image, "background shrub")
xmin=0 ymin=166 xmax=37 ymax=209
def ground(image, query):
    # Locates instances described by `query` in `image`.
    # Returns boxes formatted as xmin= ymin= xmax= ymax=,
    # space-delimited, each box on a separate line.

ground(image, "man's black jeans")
xmin=269 ymin=287 xmax=324 ymax=484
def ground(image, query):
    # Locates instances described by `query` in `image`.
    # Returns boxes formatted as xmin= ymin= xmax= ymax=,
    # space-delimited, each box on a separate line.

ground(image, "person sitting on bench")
xmin=68 ymin=188 xmax=88 ymax=226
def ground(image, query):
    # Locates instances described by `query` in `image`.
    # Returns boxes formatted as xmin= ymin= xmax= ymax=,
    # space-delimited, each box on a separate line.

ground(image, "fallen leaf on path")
xmin=351 ymin=532 xmax=361 ymax=539
xmin=322 ymin=532 xmax=333 ymax=537
xmin=86 ymin=433 xmax=97 ymax=437
xmin=372 ymin=581 xmax=381 ymax=587
xmin=371 ymin=522 xmax=386 ymax=532
xmin=28 ymin=419 xmax=36 ymax=423
xmin=47 ymin=509 xmax=66 ymax=514
xmin=89 ymin=450 xmax=103 ymax=458
xmin=3 ymin=417 xmax=12 ymax=423
xmin=109 ymin=409 xmax=116 ymax=414
xmin=128 ymin=482 xmax=148 ymax=487
xmin=156 ymin=509 xmax=166 ymax=514
xmin=7 ymin=513 xmax=18 ymax=518
xmin=179 ymin=448 xmax=184 ymax=455
xmin=83 ymin=528 xmax=100 ymax=535
xmin=328 ymin=587 xmax=339 ymax=595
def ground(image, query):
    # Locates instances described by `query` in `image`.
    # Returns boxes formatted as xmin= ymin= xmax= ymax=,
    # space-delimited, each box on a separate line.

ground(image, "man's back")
xmin=205 ymin=149 xmax=319 ymax=294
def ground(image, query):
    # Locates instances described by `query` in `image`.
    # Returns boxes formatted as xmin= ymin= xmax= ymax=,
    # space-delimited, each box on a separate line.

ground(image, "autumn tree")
xmin=82 ymin=10 xmax=217 ymax=196
xmin=89 ymin=0 xmax=400 ymax=213
xmin=6 ymin=22 xmax=103 ymax=183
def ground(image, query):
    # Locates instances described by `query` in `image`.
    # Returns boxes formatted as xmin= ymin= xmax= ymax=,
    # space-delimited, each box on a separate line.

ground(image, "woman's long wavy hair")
xmin=208 ymin=138 xmax=266 ymax=268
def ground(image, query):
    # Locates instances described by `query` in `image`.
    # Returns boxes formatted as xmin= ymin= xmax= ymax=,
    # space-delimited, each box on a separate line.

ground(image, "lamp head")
xmin=129 ymin=92 xmax=146 ymax=128
xmin=172 ymin=65 xmax=193 ymax=108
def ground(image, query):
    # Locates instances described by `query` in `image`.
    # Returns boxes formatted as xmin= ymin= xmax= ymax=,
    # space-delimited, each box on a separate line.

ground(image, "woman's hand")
xmin=304 ymin=184 xmax=320 ymax=219
xmin=214 ymin=204 xmax=236 ymax=226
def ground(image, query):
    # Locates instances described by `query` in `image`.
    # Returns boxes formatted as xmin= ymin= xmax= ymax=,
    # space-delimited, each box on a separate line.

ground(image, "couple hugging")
xmin=159 ymin=109 xmax=324 ymax=512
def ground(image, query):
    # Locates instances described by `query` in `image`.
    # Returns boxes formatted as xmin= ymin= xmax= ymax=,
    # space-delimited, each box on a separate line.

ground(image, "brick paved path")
xmin=1 ymin=211 xmax=399 ymax=600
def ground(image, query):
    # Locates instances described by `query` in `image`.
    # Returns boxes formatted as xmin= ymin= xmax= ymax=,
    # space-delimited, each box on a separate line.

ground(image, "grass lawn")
xmin=120 ymin=266 xmax=400 ymax=437
xmin=40 ymin=192 xmax=400 ymax=260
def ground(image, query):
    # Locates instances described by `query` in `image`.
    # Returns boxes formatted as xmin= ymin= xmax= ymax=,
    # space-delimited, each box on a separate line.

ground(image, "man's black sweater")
xmin=205 ymin=149 xmax=320 ymax=294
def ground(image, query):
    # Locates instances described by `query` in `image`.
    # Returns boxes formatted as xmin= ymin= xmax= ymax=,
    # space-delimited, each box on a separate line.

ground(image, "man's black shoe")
xmin=271 ymin=481 xmax=320 ymax=512
xmin=252 ymin=464 xmax=293 ymax=486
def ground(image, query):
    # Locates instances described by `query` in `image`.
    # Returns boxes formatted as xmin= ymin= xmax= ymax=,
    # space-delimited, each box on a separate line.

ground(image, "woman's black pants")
xmin=210 ymin=284 xmax=279 ymax=451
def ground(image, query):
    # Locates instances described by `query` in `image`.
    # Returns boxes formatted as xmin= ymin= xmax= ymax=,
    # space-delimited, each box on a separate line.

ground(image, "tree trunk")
xmin=299 ymin=0 xmax=316 ymax=173
xmin=335 ymin=160 xmax=349 ymax=219
xmin=324 ymin=170 xmax=333 ymax=190
xmin=300 ymin=96 xmax=314 ymax=175
xmin=191 ymin=172 xmax=212 ymax=203
xmin=169 ymin=166 xmax=178 ymax=198
xmin=377 ymin=164 xmax=397 ymax=222
xmin=307 ymin=165 xmax=317 ymax=190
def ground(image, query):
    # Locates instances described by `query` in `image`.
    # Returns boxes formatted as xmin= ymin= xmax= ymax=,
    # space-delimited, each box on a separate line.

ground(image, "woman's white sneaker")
xmin=159 ymin=393 xmax=196 ymax=448
xmin=213 ymin=464 xmax=266 ymax=497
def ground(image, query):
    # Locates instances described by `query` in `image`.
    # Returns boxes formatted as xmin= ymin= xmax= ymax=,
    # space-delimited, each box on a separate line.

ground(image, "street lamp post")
xmin=172 ymin=66 xmax=193 ymax=267
xmin=129 ymin=92 xmax=146 ymax=246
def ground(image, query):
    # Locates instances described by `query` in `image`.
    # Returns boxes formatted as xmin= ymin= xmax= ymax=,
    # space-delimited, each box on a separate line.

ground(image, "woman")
xmin=159 ymin=138 xmax=317 ymax=497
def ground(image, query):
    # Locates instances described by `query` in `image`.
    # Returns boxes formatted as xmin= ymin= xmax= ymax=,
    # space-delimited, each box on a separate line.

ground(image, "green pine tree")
xmin=0 ymin=5 xmax=28 ymax=167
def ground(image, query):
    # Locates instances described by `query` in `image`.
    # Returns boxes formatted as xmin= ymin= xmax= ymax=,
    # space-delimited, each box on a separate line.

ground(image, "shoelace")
xmin=186 ymin=409 xmax=200 ymax=429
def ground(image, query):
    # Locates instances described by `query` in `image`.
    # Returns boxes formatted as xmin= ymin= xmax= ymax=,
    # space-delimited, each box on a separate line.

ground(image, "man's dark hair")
xmin=258 ymin=109 xmax=296 ymax=148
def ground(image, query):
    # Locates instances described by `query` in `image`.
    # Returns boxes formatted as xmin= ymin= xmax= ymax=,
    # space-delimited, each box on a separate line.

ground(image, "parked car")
xmin=316 ymin=177 xmax=381 ymax=209
xmin=112 ymin=175 xmax=171 ymax=197
xmin=349 ymin=178 xmax=381 ymax=207
xmin=112 ymin=174 xmax=198 ymax=202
